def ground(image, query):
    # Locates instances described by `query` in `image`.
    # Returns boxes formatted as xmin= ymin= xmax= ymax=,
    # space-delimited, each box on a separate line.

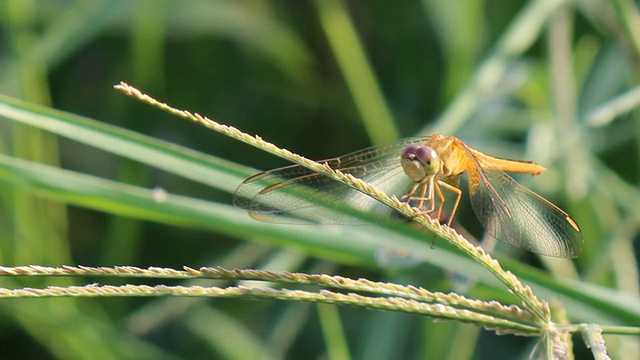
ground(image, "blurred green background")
xmin=1 ymin=0 xmax=640 ymax=359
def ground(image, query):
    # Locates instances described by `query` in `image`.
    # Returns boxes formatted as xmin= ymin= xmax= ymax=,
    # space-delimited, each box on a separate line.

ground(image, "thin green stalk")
xmin=314 ymin=0 xmax=400 ymax=144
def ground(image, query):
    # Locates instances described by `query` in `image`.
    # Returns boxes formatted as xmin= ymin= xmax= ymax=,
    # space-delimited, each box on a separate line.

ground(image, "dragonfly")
xmin=233 ymin=134 xmax=583 ymax=258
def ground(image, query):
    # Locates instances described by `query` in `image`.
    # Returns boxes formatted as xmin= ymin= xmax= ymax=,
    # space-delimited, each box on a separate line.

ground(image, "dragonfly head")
xmin=401 ymin=145 xmax=440 ymax=183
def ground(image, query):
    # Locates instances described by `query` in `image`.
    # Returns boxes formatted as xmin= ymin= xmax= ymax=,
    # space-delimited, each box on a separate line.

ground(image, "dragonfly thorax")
xmin=401 ymin=145 xmax=441 ymax=183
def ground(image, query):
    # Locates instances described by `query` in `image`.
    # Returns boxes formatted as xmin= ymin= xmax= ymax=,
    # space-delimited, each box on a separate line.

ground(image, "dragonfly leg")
xmin=399 ymin=178 xmax=442 ymax=221
xmin=433 ymin=182 xmax=446 ymax=223
xmin=401 ymin=178 xmax=437 ymax=213
xmin=436 ymin=180 xmax=462 ymax=226
xmin=399 ymin=182 xmax=420 ymax=202
xmin=414 ymin=181 xmax=431 ymax=210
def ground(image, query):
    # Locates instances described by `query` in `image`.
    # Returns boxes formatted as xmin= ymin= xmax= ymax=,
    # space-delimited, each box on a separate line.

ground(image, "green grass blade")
xmin=0 ymin=94 xmax=251 ymax=193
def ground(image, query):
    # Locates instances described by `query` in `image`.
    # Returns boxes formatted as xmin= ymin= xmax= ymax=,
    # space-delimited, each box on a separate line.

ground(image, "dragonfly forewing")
xmin=232 ymin=138 xmax=429 ymax=224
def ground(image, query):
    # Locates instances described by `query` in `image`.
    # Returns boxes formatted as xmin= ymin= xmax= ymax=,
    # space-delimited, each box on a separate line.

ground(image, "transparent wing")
xmin=464 ymin=147 xmax=583 ymax=258
xmin=233 ymin=138 xmax=430 ymax=224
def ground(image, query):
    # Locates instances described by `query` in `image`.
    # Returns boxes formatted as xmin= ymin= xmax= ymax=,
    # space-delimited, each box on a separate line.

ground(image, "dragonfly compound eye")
xmin=401 ymin=145 xmax=440 ymax=181
xmin=401 ymin=145 xmax=420 ymax=160
xmin=415 ymin=146 xmax=437 ymax=165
